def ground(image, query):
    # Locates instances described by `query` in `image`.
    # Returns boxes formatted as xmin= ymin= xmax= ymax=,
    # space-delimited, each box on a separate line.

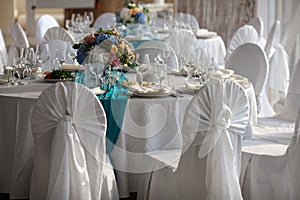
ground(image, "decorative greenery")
xmin=44 ymin=70 xmax=75 ymax=80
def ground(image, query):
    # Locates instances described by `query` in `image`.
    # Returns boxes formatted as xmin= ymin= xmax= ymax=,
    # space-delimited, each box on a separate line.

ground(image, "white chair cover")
xmin=177 ymin=29 xmax=197 ymax=40
xmin=93 ymin=12 xmax=116 ymax=30
xmin=241 ymin=108 xmax=300 ymax=200
xmin=8 ymin=22 xmax=29 ymax=65
xmin=30 ymin=82 xmax=118 ymax=200
xmin=277 ymin=59 xmax=300 ymax=121
xmin=264 ymin=20 xmax=281 ymax=59
xmin=175 ymin=13 xmax=200 ymax=30
xmin=144 ymin=79 xmax=249 ymax=200
xmin=225 ymin=25 xmax=260 ymax=62
xmin=0 ymin=28 xmax=8 ymax=67
xmin=137 ymin=40 xmax=169 ymax=50
xmin=165 ymin=31 xmax=199 ymax=69
xmin=42 ymin=27 xmax=75 ymax=45
xmin=36 ymin=14 xmax=60 ymax=44
xmin=226 ymin=43 xmax=275 ymax=117
xmin=248 ymin=17 xmax=264 ymax=39
xmin=267 ymin=43 xmax=290 ymax=107
xmin=0 ymin=29 xmax=7 ymax=74
xmin=134 ymin=47 xmax=179 ymax=71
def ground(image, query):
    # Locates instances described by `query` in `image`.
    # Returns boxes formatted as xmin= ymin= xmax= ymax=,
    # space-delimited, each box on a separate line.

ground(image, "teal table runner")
xmin=75 ymin=71 xmax=128 ymax=153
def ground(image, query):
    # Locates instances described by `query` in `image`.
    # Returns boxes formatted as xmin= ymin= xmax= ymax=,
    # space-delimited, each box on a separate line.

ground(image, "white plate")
xmin=133 ymin=91 xmax=172 ymax=98
xmin=44 ymin=78 xmax=75 ymax=83
xmin=133 ymin=86 xmax=172 ymax=97
xmin=196 ymin=31 xmax=217 ymax=39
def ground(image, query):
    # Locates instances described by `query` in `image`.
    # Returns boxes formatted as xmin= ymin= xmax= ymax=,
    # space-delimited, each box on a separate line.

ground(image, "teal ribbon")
xmin=75 ymin=71 xmax=128 ymax=153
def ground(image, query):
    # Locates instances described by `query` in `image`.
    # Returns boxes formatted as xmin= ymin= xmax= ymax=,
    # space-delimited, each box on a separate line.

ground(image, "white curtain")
xmin=175 ymin=0 xmax=256 ymax=46
xmin=281 ymin=0 xmax=300 ymax=73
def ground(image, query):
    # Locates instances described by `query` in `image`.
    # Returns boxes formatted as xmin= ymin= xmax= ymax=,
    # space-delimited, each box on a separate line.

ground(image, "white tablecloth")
xmin=197 ymin=36 xmax=226 ymax=66
xmin=0 ymin=82 xmax=52 ymax=199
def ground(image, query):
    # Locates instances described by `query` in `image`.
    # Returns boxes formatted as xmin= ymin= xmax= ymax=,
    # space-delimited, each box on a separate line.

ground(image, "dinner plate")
xmin=133 ymin=86 xmax=172 ymax=98
xmin=44 ymin=78 xmax=75 ymax=83
xmin=133 ymin=91 xmax=172 ymax=98
xmin=196 ymin=31 xmax=217 ymax=39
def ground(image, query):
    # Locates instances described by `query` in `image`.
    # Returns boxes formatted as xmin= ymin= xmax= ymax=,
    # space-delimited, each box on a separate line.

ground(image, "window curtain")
xmin=175 ymin=0 xmax=256 ymax=46
xmin=281 ymin=0 xmax=300 ymax=72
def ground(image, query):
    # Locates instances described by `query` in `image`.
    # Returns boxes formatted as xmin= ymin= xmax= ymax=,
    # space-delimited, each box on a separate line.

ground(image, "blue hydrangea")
xmin=95 ymin=33 xmax=111 ymax=45
xmin=76 ymin=45 xmax=86 ymax=64
xmin=134 ymin=12 xmax=147 ymax=24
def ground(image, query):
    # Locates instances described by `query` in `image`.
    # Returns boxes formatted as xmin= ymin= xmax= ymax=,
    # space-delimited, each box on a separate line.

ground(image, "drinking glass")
xmin=36 ymin=43 xmax=50 ymax=70
xmin=23 ymin=47 xmax=35 ymax=80
xmin=67 ymin=42 xmax=77 ymax=67
xmin=53 ymin=48 xmax=66 ymax=69
xmin=84 ymin=11 xmax=94 ymax=28
xmin=155 ymin=63 xmax=167 ymax=87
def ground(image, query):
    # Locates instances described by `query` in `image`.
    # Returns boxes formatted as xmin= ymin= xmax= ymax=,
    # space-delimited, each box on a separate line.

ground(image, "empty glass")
xmin=36 ymin=44 xmax=50 ymax=70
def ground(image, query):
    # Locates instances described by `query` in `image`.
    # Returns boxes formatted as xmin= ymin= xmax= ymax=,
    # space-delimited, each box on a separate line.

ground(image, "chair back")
xmin=7 ymin=22 xmax=30 ymax=66
xmin=278 ymin=60 xmax=300 ymax=121
xmin=42 ymin=27 xmax=75 ymax=45
xmin=138 ymin=40 xmax=169 ymax=50
xmin=36 ymin=14 xmax=60 ymax=44
xmin=175 ymin=12 xmax=200 ymax=30
xmin=177 ymin=79 xmax=249 ymax=199
xmin=93 ymin=12 xmax=116 ymax=30
xmin=0 ymin=29 xmax=7 ymax=74
xmin=225 ymin=25 xmax=260 ymax=62
xmin=248 ymin=17 xmax=264 ymax=38
xmin=30 ymin=82 xmax=118 ymax=200
xmin=10 ymin=22 xmax=29 ymax=48
xmin=264 ymin=20 xmax=281 ymax=59
xmin=226 ymin=43 xmax=268 ymax=97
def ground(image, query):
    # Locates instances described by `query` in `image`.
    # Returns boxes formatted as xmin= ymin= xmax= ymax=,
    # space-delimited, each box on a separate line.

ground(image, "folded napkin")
xmin=135 ymin=86 xmax=171 ymax=94
xmin=61 ymin=63 xmax=84 ymax=71
xmin=196 ymin=31 xmax=217 ymax=39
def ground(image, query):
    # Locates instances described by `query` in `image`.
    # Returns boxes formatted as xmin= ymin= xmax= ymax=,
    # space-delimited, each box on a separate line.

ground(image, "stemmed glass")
xmin=53 ymin=48 xmax=66 ymax=70
xmin=71 ymin=13 xmax=82 ymax=34
xmin=155 ymin=63 xmax=167 ymax=88
xmin=23 ymin=47 xmax=36 ymax=80
xmin=36 ymin=43 xmax=50 ymax=71
xmin=84 ymin=12 xmax=94 ymax=28
xmin=67 ymin=42 xmax=77 ymax=68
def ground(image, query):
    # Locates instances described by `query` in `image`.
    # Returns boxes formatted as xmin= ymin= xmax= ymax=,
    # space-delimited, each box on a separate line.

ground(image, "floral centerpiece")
xmin=73 ymin=28 xmax=135 ymax=70
xmin=116 ymin=0 xmax=150 ymax=25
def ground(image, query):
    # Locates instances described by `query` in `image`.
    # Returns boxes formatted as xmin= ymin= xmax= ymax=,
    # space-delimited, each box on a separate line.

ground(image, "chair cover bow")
xmin=182 ymin=79 xmax=249 ymax=200
xmin=31 ymin=82 xmax=111 ymax=200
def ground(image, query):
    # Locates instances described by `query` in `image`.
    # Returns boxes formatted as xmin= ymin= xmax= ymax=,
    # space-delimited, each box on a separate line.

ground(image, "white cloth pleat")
xmin=144 ymin=79 xmax=249 ymax=200
xmin=30 ymin=82 xmax=118 ymax=200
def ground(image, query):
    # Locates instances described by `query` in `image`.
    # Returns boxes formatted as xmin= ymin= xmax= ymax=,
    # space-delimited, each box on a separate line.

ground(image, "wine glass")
xmin=23 ymin=47 xmax=35 ymax=80
xmin=84 ymin=12 xmax=94 ymax=28
xmin=53 ymin=48 xmax=66 ymax=70
xmin=155 ymin=63 xmax=167 ymax=88
xmin=66 ymin=42 xmax=77 ymax=68
xmin=36 ymin=43 xmax=50 ymax=70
